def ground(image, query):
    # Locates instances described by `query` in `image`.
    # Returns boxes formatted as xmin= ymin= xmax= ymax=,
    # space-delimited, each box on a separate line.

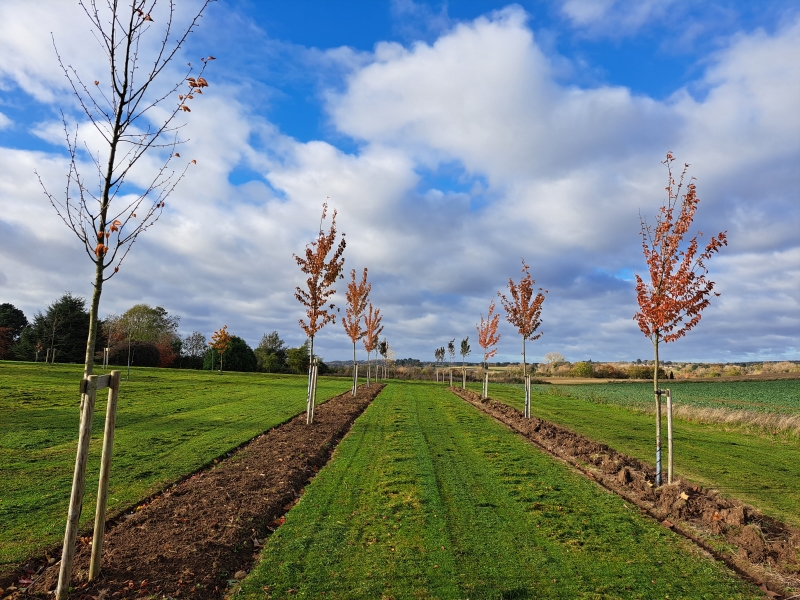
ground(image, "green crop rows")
xmin=0 ymin=362 xmax=351 ymax=568
xmin=240 ymin=381 xmax=761 ymax=599
xmin=533 ymin=379 xmax=800 ymax=414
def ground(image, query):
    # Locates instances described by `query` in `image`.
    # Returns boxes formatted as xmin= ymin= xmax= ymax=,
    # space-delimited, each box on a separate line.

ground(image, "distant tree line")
xmin=0 ymin=296 xmax=324 ymax=374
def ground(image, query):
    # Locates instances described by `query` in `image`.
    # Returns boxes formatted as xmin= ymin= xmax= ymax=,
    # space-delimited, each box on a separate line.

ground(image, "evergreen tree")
xmin=16 ymin=293 xmax=90 ymax=363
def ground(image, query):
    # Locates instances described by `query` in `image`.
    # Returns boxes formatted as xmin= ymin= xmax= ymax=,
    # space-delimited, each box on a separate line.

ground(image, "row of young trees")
xmin=292 ymin=204 xmax=389 ymax=423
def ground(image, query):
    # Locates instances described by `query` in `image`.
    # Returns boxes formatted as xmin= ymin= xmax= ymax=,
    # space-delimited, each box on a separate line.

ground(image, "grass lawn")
xmin=0 ymin=361 xmax=352 ymax=569
xmin=239 ymin=381 xmax=761 ymax=599
xmin=471 ymin=381 xmax=800 ymax=527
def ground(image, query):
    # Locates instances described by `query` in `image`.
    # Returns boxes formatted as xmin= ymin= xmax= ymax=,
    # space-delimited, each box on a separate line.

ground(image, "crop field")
xmin=470 ymin=380 xmax=800 ymax=526
xmin=0 ymin=362 xmax=351 ymax=569
xmin=533 ymin=380 xmax=800 ymax=414
xmin=239 ymin=381 xmax=761 ymax=599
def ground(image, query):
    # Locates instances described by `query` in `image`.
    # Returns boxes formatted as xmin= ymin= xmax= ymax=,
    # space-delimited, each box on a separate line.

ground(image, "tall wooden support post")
xmin=310 ymin=361 xmax=318 ymax=423
xmin=655 ymin=389 xmax=663 ymax=487
xmin=56 ymin=376 xmax=98 ymax=600
xmin=89 ymin=371 xmax=121 ymax=580
xmin=524 ymin=375 xmax=531 ymax=418
xmin=306 ymin=363 xmax=314 ymax=424
xmin=462 ymin=369 xmax=466 ymax=389
xmin=352 ymin=363 xmax=358 ymax=396
xmin=666 ymin=388 xmax=674 ymax=485
xmin=482 ymin=370 xmax=488 ymax=399
xmin=449 ymin=369 xmax=453 ymax=387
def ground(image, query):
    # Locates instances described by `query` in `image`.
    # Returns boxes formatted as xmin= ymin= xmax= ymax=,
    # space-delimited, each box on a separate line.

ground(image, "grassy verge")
xmin=471 ymin=381 xmax=800 ymax=527
xmin=239 ymin=381 xmax=761 ymax=599
xmin=0 ymin=362 xmax=351 ymax=569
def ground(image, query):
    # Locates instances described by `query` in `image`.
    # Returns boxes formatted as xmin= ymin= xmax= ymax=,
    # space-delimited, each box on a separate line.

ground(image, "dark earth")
xmin=4 ymin=383 xmax=384 ymax=600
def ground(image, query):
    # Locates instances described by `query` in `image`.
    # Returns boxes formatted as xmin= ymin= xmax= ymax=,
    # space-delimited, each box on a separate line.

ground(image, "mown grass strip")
xmin=0 ymin=362 xmax=351 ymax=569
xmin=471 ymin=381 xmax=800 ymax=527
xmin=240 ymin=381 xmax=761 ymax=599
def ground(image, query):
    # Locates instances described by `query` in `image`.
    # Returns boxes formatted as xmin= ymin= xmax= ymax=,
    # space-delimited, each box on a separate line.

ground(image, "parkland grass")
xmin=0 ymin=362 xmax=351 ymax=569
xmin=240 ymin=381 xmax=761 ymax=599
xmin=472 ymin=380 xmax=800 ymax=527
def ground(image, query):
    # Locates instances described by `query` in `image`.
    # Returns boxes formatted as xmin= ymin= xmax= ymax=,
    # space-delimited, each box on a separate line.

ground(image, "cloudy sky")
xmin=1 ymin=0 xmax=798 ymax=364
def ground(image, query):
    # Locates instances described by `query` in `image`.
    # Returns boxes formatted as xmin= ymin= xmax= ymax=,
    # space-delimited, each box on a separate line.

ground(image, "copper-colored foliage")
xmin=362 ymin=303 xmax=384 ymax=354
xmin=342 ymin=268 xmax=371 ymax=344
xmin=293 ymin=203 xmax=347 ymax=338
xmin=210 ymin=325 xmax=232 ymax=355
xmin=477 ymin=299 xmax=501 ymax=362
xmin=634 ymin=153 xmax=727 ymax=344
xmin=498 ymin=259 xmax=547 ymax=341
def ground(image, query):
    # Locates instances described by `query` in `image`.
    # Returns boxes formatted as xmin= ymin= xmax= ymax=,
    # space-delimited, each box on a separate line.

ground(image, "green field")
xmin=0 ymin=362 xmax=352 ymax=569
xmin=471 ymin=381 xmax=800 ymax=526
xmin=239 ymin=381 xmax=761 ymax=599
xmin=533 ymin=380 xmax=800 ymax=414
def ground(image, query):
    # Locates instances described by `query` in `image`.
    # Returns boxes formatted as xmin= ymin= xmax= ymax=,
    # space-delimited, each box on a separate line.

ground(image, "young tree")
xmin=362 ymin=304 xmax=383 ymax=386
xmin=459 ymin=336 xmax=471 ymax=389
xmin=294 ymin=203 xmax=346 ymax=421
xmin=476 ymin=299 xmax=501 ymax=399
xmin=378 ymin=338 xmax=389 ymax=381
xmin=210 ymin=326 xmax=232 ymax=373
xmin=38 ymin=2 xmax=214 ymax=379
xmin=635 ymin=152 xmax=727 ymax=485
xmin=342 ymin=268 xmax=371 ymax=394
xmin=498 ymin=260 xmax=547 ymax=377
xmin=434 ymin=346 xmax=445 ymax=382
xmin=446 ymin=338 xmax=456 ymax=386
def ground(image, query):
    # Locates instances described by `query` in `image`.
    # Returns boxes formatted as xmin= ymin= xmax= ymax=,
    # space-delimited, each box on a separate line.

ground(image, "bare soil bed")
xmin=451 ymin=387 xmax=800 ymax=599
xmin=6 ymin=383 xmax=384 ymax=600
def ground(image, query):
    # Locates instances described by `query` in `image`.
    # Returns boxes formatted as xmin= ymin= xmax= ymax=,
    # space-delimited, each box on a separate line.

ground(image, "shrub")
xmin=627 ymin=365 xmax=667 ymax=379
xmin=571 ymin=362 xmax=594 ymax=378
xmin=593 ymin=364 xmax=629 ymax=379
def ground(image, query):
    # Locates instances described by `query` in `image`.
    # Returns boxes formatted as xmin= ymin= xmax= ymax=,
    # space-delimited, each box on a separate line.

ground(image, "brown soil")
xmin=451 ymin=387 xmax=800 ymax=599
xmin=6 ymin=384 xmax=384 ymax=600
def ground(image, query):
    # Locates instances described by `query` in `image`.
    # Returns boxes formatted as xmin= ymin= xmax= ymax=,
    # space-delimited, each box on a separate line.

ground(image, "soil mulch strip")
xmin=451 ymin=387 xmax=800 ymax=599
xmin=10 ymin=383 xmax=384 ymax=600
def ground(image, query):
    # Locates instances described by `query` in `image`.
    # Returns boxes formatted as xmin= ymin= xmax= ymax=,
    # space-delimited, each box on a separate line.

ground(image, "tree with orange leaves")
xmin=342 ymin=268 xmax=371 ymax=395
xmin=635 ymin=152 xmax=727 ymax=485
xmin=476 ymin=299 xmax=501 ymax=399
xmin=210 ymin=326 xmax=232 ymax=373
xmin=362 ymin=304 xmax=384 ymax=387
xmin=294 ymin=203 xmax=346 ymax=422
xmin=498 ymin=259 xmax=547 ymax=377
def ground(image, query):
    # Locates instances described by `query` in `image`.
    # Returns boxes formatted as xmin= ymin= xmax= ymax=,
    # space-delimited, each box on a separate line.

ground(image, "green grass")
xmin=531 ymin=380 xmax=800 ymax=414
xmin=0 ymin=361 xmax=351 ymax=569
xmin=471 ymin=381 xmax=800 ymax=527
xmin=239 ymin=381 xmax=761 ymax=599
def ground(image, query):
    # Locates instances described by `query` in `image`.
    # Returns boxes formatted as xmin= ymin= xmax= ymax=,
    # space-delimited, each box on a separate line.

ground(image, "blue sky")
xmin=1 ymin=0 xmax=798 ymax=364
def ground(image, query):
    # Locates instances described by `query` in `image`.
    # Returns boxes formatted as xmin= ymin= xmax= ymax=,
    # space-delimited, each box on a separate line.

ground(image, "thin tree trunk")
xmin=654 ymin=330 xmax=662 ymax=486
xmin=352 ymin=342 xmax=357 ymax=395
xmin=307 ymin=336 xmax=315 ymax=423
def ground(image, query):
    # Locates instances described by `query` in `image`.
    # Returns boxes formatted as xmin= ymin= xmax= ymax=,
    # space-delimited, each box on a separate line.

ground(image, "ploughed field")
xmin=469 ymin=379 xmax=800 ymax=527
xmin=0 ymin=362 xmax=352 ymax=568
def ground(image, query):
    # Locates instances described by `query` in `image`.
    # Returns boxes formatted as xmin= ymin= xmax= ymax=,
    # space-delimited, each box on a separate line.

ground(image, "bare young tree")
xmin=38 ymin=0 xmax=215 ymax=379
xmin=41 ymin=4 xmax=215 ymax=595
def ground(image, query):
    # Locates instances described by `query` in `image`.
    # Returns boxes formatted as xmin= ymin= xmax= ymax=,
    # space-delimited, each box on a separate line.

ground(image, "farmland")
xmin=471 ymin=379 xmax=800 ymax=526
xmin=0 ymin=362 xmax=352 ymax=569
xmin=239 ymin=382 xmax=761 ymax=599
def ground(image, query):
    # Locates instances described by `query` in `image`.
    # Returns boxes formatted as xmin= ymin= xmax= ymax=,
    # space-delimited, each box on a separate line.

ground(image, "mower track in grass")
xmin=451 ymin=386 xmax=800 ymax=598
xmin=238 ymin=381 xmax=763 ymax=599
xmin=10 ymin=383 xmax=384 ymax=600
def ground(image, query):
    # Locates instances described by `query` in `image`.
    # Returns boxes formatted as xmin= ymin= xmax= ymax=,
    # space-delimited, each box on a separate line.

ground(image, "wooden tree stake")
xmin=89 ymin=371 xmax=121 ymax=580
xmin=56 ymin=377 xmax=98 ymax=600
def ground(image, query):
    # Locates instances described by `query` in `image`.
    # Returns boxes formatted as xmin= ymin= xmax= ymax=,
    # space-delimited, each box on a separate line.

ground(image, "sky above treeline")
xmin=1 ymin=0 xmax=798 ymax=364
